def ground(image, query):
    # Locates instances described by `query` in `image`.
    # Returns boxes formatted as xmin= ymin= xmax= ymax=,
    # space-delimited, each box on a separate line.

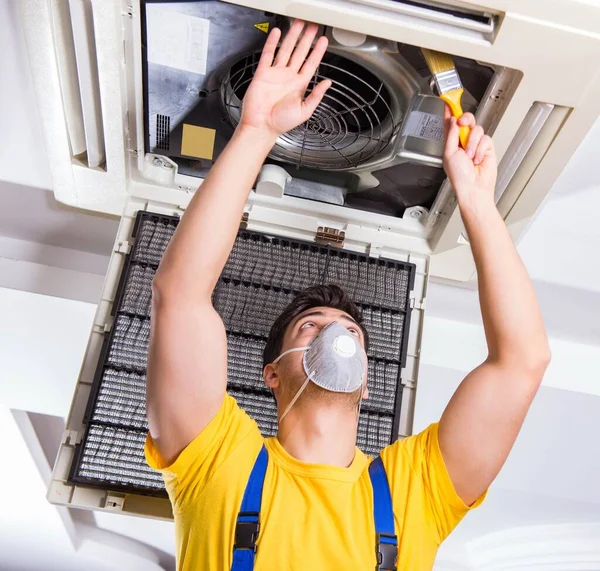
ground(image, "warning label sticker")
xmin=147 ymin=8 xmax=210 ymax=75
xmin=401 ymin=111 xmax=444 ymax=141
xmin=254 ymin=22 xmax=270 ymax=33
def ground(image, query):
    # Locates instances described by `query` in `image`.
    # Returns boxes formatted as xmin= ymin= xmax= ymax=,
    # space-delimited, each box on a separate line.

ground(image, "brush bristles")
xmin=421 ymin=48 xmax=455 ymax=74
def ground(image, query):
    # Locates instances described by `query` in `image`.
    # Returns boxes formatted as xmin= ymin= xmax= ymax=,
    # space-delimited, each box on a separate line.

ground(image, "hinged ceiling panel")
xmin=50 ymin=204 xmax=426 ymax=516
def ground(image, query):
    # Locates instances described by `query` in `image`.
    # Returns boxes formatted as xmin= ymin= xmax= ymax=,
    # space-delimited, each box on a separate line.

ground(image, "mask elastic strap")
xmin=272 ymin=345 xmax=310 ymax=365
xmin=357 ymin=389 xmax=364 ymax=419
xmin=279 ymin=375 xmax=312 ymax=422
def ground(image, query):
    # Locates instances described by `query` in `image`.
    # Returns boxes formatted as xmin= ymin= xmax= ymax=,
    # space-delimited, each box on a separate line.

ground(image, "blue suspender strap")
xmin=231 ymin=444 xmax=268 ymax=571
xmin=368 ymin=456 xmax=398 ymax=571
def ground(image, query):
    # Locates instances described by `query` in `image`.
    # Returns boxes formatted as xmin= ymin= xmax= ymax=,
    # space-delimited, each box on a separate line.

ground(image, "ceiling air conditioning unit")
xmin=20 ymin=0 xmax=600 ymax=520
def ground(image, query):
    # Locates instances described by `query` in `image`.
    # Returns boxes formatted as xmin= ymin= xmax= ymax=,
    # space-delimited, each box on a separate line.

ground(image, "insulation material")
xmin=70 ymin=212 xmax=415 ymax=495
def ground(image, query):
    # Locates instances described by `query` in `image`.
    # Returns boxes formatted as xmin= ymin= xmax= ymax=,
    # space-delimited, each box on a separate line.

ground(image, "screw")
xmin=153 ymin=157 xmax=173 ymax=169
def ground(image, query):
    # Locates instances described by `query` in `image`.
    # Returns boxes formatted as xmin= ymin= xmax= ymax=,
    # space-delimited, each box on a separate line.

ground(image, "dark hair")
xmin=262 ymin=284 xmax=370 ymax=367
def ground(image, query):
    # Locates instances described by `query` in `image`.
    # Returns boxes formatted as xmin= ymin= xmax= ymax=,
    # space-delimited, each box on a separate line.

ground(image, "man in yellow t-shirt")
xmin=145 ymin=20 xmax=550 ymax=571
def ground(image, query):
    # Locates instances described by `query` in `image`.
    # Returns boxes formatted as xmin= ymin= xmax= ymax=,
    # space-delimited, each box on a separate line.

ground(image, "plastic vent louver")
xmin=69 ymin=212 xmax=415 ymax=496
xmin=155 ymin=114 xmax=170 ymax=151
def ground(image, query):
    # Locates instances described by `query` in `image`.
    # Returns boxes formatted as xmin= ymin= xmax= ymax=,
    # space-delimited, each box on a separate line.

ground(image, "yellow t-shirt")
xmin=145 ymin=395 xmax=485 ymax=570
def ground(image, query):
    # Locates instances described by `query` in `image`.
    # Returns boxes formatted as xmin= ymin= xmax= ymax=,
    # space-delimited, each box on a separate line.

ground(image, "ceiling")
xmin=1 ymin=0 xmax=599 ymax=568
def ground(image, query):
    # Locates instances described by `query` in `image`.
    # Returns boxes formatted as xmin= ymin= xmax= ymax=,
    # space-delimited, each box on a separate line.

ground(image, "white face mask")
xmin=272 ymin=321 xmax=367 ymax=421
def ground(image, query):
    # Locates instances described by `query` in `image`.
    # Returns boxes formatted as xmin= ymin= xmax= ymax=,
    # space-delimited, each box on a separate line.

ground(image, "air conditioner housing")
xmin=18 ymin=0 xmax=600 ymax=520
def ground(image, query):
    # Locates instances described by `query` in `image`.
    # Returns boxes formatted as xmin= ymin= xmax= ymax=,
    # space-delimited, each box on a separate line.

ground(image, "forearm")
xmin=155 ymin=125 xmax=277 ymax=300
xmin=459 ymin=195 xmax=550 ymax=370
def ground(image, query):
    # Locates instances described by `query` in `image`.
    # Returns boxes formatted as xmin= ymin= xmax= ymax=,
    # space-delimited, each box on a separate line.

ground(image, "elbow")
xmin=533 ymin=346 xmax=552 ymax=379
xmin=526 ymin=348 xmax=552 ymax=385
xmin=151 ymin=269 xmax=185 ymax=308
xmin=526 ymin=337 xmax=552 ymax=377
xmin=151 ymin=269 xmax=213 ymax=309
xmin=151 ymin=269 xmax=171 ymax=308
xmin=493 ymin=345 xmax=551 ymax=387
xmin=523 ymin=348 xmax=551 ymax=386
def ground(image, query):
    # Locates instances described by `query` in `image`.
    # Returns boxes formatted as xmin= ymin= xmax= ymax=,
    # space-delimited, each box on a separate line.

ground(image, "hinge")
xmin=63 ymin=430 xmax=82 ymax=446
xmin=93 ymin=322 xmax=112 ymax=334
xmin=401 ymin=377 xmax=417 ymax=389
xmin=368 ymin=243 xmax=383 ymax=258
xmin=315 ymin=226 xmax=345 ymax=247
xmin=240 ymin=212 xmax=249 ymax=230
xmin=116 ymin=241 xmax=131 ymax=255
xmin=105 ymin=494 xmax=125 ymax=510
xmin=410 ymin=297 xmax=426 ymax=311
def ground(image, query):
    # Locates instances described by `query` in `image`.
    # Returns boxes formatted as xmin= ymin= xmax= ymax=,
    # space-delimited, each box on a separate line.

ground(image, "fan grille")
xmin=222 ymin=52 xmax=398 ymax=170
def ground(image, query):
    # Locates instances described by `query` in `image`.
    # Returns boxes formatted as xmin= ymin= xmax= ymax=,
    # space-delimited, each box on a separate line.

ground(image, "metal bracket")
xmin=315 ymin=226 xmax=345 ymax=247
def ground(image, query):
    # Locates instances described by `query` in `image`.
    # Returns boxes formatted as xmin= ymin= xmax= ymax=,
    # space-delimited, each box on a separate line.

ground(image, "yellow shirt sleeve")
xmin=380 ymin=422 xmax=486 ymax=543
xmin=144 ymin=393 xmax=263 ymax=513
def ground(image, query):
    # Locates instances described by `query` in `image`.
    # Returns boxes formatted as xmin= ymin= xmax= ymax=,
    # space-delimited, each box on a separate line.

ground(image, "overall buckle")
xmin=375 ymin=533 xmax=398 ymax=571
xmin=234 ymin=512 xmax=260 ymax=553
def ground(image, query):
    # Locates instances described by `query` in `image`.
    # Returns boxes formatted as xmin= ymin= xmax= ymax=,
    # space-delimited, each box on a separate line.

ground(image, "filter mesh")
xmin=91 ymin=369 xmax=148 ymax=428
xmin=120 ymin=263 xmax=155 ymax=316
xmin=71 ymin=212 xmax=415 ymax=496
xmin=107 ymin=315 xmax=150 ymax=371
xmin=73 ymin=424 xmax=164 ymax=491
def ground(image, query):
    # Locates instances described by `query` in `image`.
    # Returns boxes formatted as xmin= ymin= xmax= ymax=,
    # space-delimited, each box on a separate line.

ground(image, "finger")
xmin=288 ymin=23 xmax=319 ymax=71
xmin=274 ymin=20 xmax=305 ymax=67
xmin=458 ymin=112 xmax=476 ymax=129
xmin=444 ymin=116 xmax=460 ymax=158
xmin=301 ymin=79 xmax=332 ymax=120
xmin=257 ymin=28 xmax=282 ymax=69
xmin=474 ymin=135 xmax=495 ymax=165
xmin=299 ymin=35 xmax=329 ymax=81
xmin=465 ymin=125 xmax=484 ymax=159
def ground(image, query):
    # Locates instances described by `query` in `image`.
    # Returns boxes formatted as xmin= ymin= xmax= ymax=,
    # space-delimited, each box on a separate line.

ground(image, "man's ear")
xmin=263 ymin=364 xmax=280 ymax=391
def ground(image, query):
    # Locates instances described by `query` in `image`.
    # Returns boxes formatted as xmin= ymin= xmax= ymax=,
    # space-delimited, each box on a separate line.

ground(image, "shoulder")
xmin=379 ymin=423 xmax=440 ymax=475
xmin=145 ymin=393 xmax=264 ymax=511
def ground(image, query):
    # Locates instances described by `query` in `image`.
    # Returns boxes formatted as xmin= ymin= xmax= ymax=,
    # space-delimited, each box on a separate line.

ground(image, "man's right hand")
xmin=239 ymin=21 xmax=331 ymax=138
xmin=443 ymin=108 xmax=497 ymax=210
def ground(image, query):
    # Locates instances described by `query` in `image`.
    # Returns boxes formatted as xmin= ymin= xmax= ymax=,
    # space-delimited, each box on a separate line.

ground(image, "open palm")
xmin=240 ymin=21 xmax=331 ymax=137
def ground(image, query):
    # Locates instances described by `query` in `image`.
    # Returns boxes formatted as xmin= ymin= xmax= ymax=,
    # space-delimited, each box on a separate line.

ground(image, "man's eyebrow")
xmin=338 ymin=315 xmax=359 ymax=327
xmin=292 ymin=310 xmax=361 ymax=333
xmin=291 ymin=310 xmax=325 ymax=329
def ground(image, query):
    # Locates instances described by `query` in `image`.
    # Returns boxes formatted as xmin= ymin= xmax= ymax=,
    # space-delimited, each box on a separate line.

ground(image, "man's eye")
xmin=348 ymin=327 xmax=360 ymax=337
xmin=300 ymin=321 xmax=315 ymax=329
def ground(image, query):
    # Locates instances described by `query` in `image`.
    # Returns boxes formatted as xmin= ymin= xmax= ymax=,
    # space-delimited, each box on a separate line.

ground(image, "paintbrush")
xmin=421 ymin=48 xmax=470 ymax=149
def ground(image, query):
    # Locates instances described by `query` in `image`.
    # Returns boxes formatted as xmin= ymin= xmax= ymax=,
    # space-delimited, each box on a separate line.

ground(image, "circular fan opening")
xmin=221 ymin=52 xmax=398 ymax=170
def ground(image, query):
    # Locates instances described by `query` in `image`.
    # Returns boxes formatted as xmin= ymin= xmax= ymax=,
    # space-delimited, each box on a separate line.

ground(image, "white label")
xmin=402 ymin=111 xmax=444 ymax=141
xmin=146 ymin=8 xmax=210 ymax=75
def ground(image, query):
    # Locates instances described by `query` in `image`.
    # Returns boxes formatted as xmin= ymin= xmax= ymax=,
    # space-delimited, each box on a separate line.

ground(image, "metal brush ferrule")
xmin=433 ymin=69 xmax=463 ymax=94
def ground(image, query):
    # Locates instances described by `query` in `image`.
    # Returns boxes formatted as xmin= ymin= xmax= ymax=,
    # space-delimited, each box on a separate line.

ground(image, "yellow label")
xmin=181 ymin=124 xmax=216 ymax=160
xmin=253 ymin=22 xmax=270 ymax=33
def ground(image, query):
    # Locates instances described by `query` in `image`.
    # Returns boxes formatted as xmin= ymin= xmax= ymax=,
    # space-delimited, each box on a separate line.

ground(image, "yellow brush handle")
xmin=440 ymin=88 xmax=470 ymax=150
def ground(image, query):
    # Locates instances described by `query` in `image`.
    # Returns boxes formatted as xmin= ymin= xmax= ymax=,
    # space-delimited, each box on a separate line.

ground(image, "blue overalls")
xmin=231 ymin=445 xmax=398 ymax=571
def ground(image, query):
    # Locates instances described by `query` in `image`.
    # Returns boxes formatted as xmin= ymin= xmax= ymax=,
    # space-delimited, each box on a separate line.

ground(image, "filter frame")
xmin=69 ymin=211 xmax=416 ymax=495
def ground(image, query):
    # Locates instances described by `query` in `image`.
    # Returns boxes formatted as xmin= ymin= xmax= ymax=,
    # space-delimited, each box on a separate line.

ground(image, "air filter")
xmin=69 ymin=211 xmax=415 ymax=495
